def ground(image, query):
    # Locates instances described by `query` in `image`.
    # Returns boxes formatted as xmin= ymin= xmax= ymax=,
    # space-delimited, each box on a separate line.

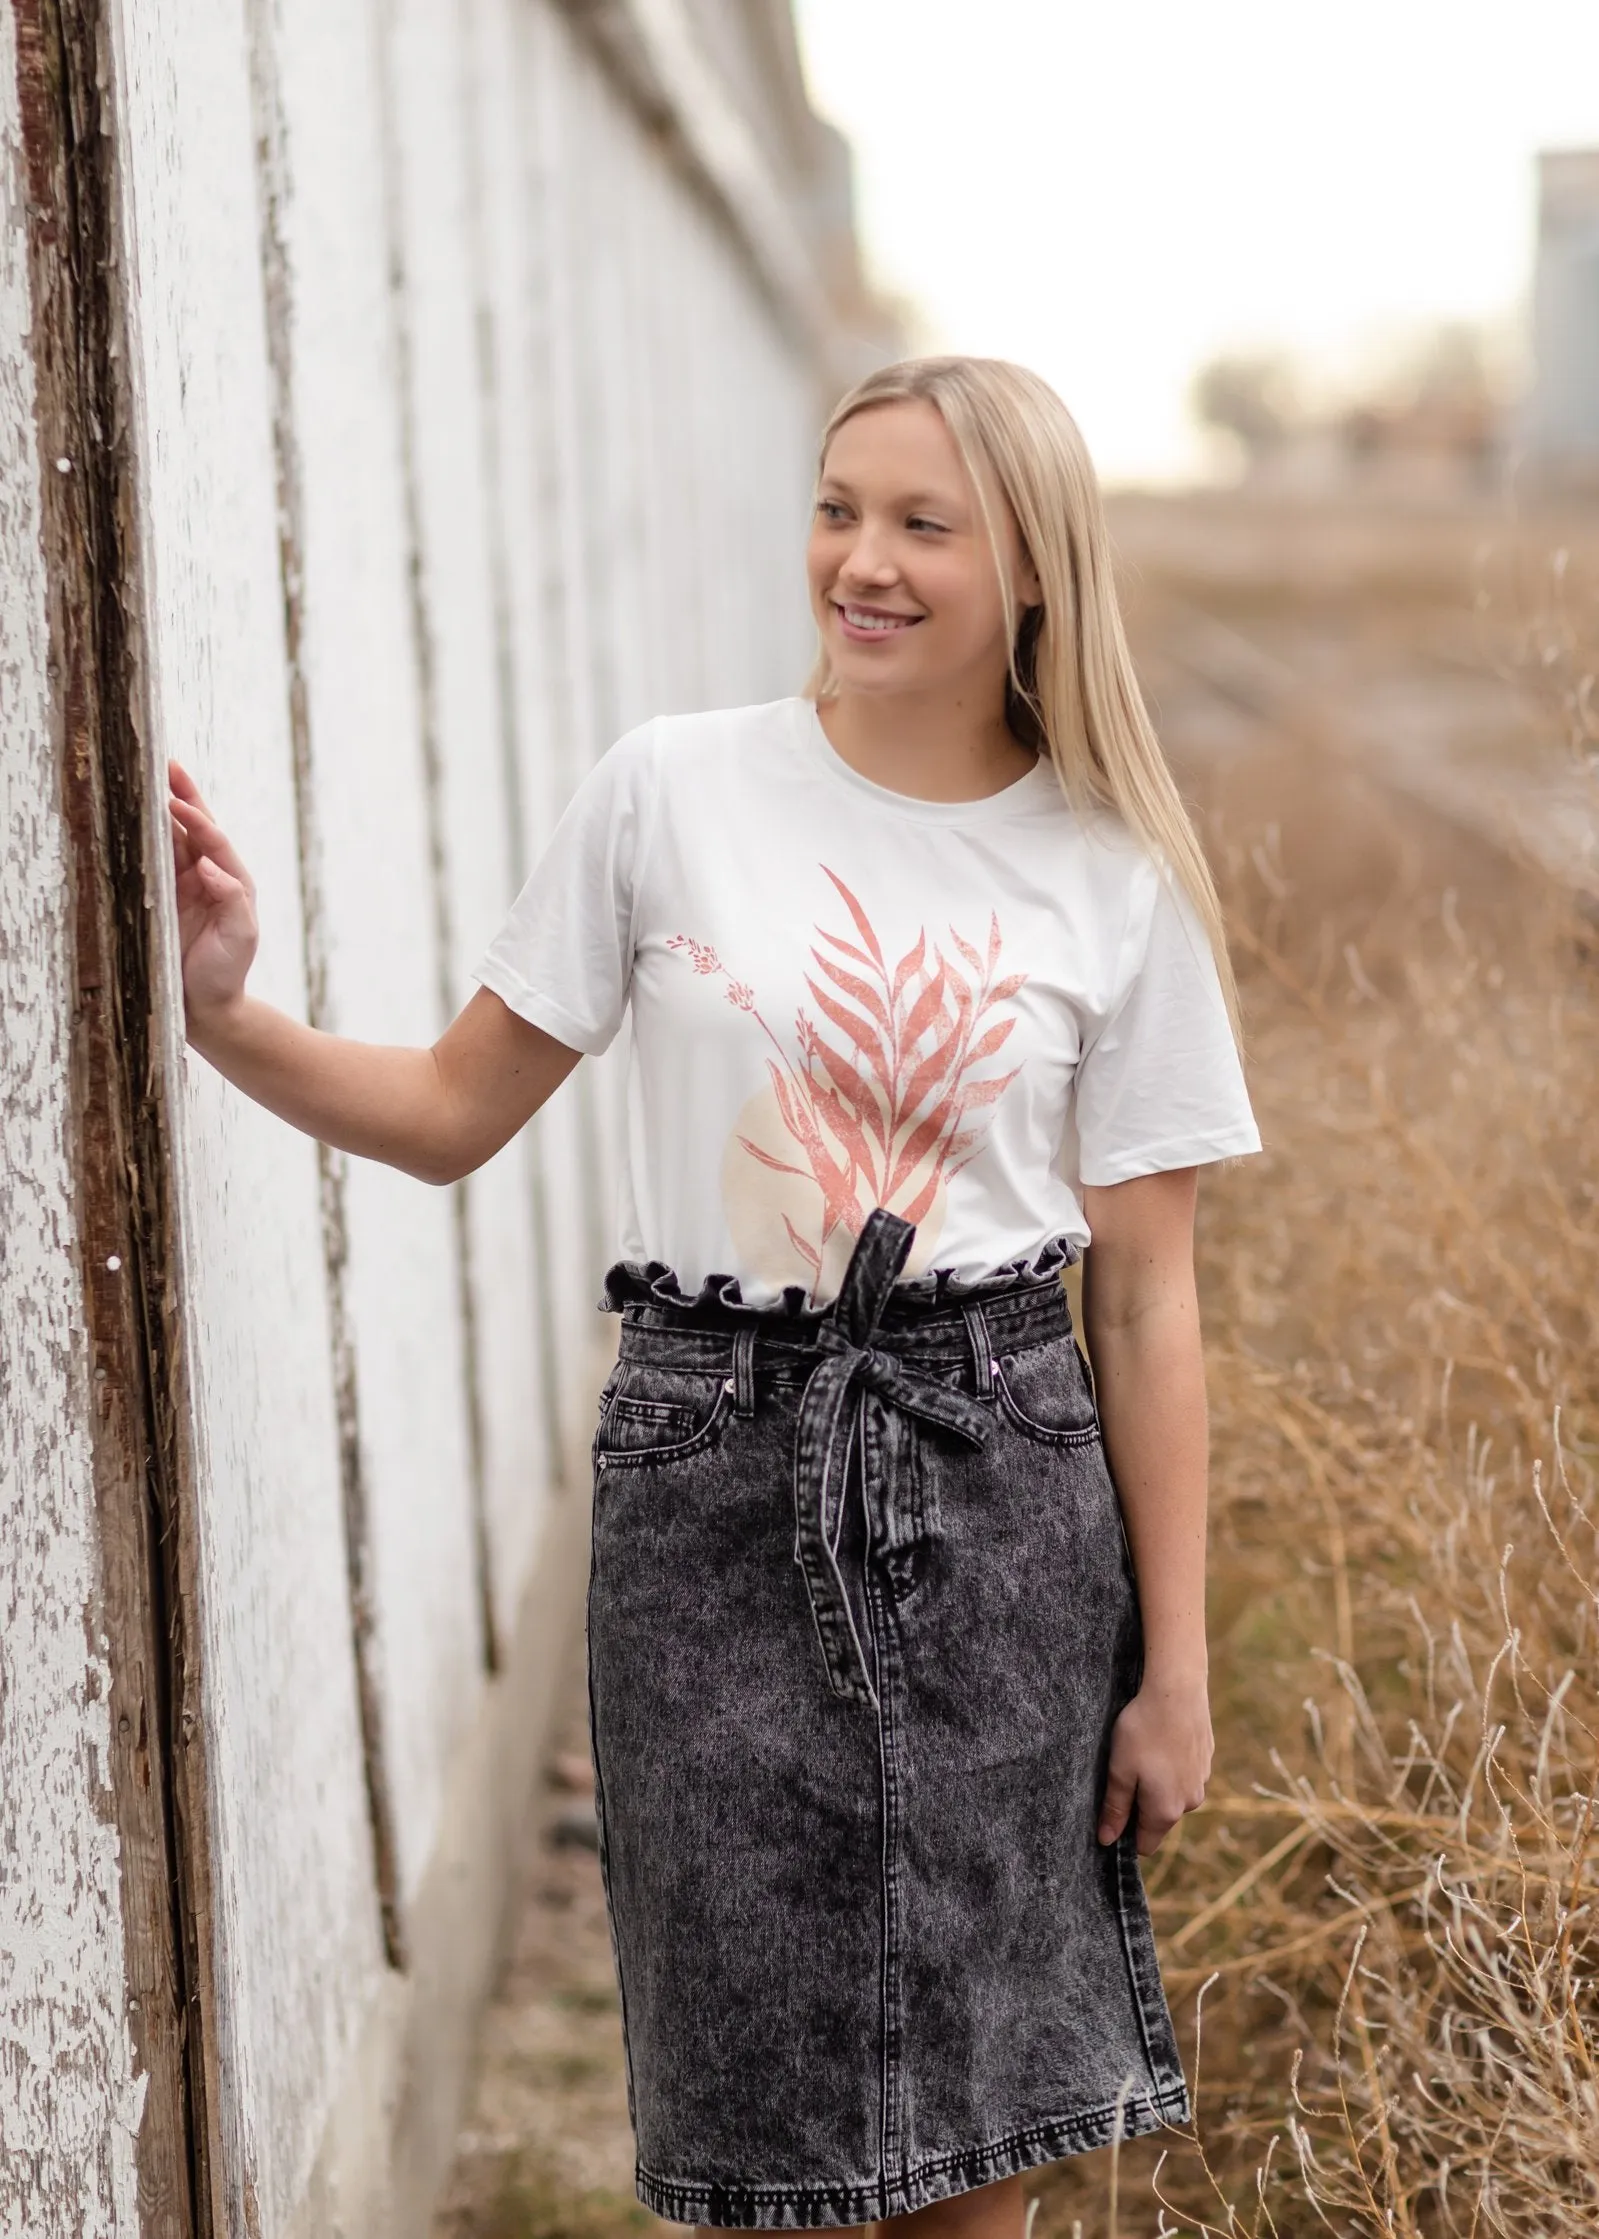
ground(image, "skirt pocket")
xmin=594 ymin=1362 xmax=733 ymax=1468
xmin=993 ymin=1330 xmax=1100 ymax=1446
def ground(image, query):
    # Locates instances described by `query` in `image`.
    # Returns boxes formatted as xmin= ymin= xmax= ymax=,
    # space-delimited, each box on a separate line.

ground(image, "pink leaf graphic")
xmin=899 ymin=1165 xmax=945 ymax=1227
xmin=957 ymin=1068 xmax=1021 ymax=1111
xmin=670 ymin=884 xmax=1031 ymax=1284
xmin=886 ymin=1095 xmax=961 ymax=1201
xmin=806 ymin=979 xmax=894 ymax=1094
xmin=898 ymin=959 xmax=950 ymax=1053
xmin=808 ymin=1080 xmax=877 ymax=1186
xmin=816 ymin=929 xmax=881 ymax=973
xmin=944 ymin=967 xmax=975 ymax=1057
xmin=966 ymin=1018 xmax=1017 ymax=1065
xmin=899 ymin=1024 xmax=966 ymax=1126
xmin=737 ymin=1137 xmax=810 ymax=1178
xmin=782 ymin=1216 xmax=822 ymax=1276
xmin=811 ymin=1038 xmax=888 ymax=1149
xmin=812 ymin=953 xmax=893 ymax=1032
xmin=820 ymin=866 xmax=886 ymax=970
xmin=890 ymin=930 xmax=928 ymax=1004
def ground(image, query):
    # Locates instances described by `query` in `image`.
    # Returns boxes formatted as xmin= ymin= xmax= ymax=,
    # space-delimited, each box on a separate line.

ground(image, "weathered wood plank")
xmin=251 ymin=0 xmax=485 ymax=1927
xmin=243 ymin=0 xmax=409 ymax=1984
xmin=380 ymin=0 xmax=556 ymax=1669
xmin=442 ymin=0 xmax=587 ymax=1629
xmin=499 ymin=1 xmax=611 ymax=1408
xmin=105 ymin=0 xmax=395 ymax=2225
xmin=0 ymin=22 xmax=147 ymax=2234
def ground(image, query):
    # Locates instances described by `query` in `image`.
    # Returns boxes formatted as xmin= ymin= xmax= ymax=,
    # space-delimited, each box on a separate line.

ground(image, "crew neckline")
xmin=794 ymin=698 xmax=1060 ymax=824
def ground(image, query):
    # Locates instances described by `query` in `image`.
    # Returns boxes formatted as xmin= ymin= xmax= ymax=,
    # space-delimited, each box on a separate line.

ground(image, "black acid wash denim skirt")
xmin=587 ymin=1207 xmax=1190 ymax=2229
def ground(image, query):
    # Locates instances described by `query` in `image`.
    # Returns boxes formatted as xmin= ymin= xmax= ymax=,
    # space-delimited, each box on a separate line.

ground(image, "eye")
xmin=907 ymin=515 xmax=948 ymax=535
xmin=814 ymin=497 xmax=851 ymax=524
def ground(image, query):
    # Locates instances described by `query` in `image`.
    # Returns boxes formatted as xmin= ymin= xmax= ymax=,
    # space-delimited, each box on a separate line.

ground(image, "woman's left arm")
xmin=1080 ymin=1166 xmax=1213 ymax=1857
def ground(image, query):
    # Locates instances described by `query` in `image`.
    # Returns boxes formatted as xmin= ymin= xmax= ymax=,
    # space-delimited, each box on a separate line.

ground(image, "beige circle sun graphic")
xmin=721 ymin=1080 xmax=950 ymax=1304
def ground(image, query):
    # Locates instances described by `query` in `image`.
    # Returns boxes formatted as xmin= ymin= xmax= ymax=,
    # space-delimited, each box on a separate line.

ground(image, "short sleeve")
xmin=472 ymin=720 xmax=660 ymax=1057
xmin=1073 ymin=863 xmax=1261 ymax=1186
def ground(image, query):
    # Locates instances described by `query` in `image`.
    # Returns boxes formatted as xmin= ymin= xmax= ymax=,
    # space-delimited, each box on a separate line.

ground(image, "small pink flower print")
xmin=667 ymin=934 xmax=722 ymax=975
xmin=725 ymin=980 xmax=755 ymax=1011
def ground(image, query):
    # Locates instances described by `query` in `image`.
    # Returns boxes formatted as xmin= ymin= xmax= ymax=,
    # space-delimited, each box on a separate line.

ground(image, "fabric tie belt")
xmin=793 ymin=1208 xmax=995 ymax=1709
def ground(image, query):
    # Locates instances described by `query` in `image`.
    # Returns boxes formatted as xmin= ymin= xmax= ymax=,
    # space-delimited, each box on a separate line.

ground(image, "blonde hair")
xmin=806 ymin=355 xmax=1242 ymax=1041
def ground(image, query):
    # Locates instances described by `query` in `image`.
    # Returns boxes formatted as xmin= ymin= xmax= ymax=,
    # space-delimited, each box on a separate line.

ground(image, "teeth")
xmin=842 ymin=606 xmax=914 ymax=632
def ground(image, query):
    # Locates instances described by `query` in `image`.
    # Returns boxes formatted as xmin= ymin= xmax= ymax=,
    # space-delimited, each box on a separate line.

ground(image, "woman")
xmin=171 ymin=356 xmax=1259 ymax=2237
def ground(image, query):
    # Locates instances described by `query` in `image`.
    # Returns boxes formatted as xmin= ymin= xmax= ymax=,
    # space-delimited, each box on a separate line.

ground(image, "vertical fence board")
xmin=508 ymin=2 xmax=609 ymax=1401
xmin=0 ymin=21 xmax=142 ymax=2231
xmin=379 ymin=0 xmax=538 ymax=1673
xmin=461 ymin=0 xmax=574 ymax=1555
xmin=257 ymin=0 xmax=484 ymax=1922
xmin=105 ymin=0 xmax=390 ymax=2222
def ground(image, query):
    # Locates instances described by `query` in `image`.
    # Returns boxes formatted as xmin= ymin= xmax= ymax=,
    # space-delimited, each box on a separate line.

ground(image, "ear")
xmin=1014 ymin=542 xmax=1043 ymax=611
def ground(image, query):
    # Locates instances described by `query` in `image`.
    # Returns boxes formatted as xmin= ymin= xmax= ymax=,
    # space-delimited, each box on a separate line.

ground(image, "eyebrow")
xmin=817 ymin=478 xmax=965 ymax=512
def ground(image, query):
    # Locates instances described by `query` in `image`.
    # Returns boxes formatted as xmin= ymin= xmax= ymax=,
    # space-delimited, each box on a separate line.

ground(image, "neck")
xmin=816 ymin=683 xmax=1036 ymax=805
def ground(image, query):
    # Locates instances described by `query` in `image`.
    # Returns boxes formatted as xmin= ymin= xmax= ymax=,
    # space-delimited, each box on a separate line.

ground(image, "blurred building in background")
xmin=0 ymin=6 xmax=892 ymax=2238
xmin=1191 ymin=329 xmax=1507 ymax=500
xmin=1523 ymin=147 xmax=1599 ymax=487
xmin=1192 ymin=147 xmax=1599 ymax=504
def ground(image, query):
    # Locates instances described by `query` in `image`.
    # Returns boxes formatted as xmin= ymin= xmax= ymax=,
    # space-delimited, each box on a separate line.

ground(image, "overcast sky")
xmin=792 ymin=0 xmax=1599 ymax=483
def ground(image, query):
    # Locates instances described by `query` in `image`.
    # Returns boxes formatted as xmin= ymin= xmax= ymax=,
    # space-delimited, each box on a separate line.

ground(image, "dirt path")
xmin=430 ymin=1619 xmax=660 ymax=2239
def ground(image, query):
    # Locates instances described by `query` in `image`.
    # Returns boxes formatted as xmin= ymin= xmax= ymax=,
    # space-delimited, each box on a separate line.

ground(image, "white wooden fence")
xmin=0 ymin=4 xmax=885 ymax=2233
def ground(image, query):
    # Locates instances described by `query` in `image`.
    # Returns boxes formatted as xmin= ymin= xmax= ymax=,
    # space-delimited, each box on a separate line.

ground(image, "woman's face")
xmin=806 ymin=398 xmax=1039 ymax=706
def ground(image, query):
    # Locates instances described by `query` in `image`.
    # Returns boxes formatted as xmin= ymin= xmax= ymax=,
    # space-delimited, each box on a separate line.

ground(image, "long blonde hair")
xmin=806 ymin=355 xmax=1241 ymax=1040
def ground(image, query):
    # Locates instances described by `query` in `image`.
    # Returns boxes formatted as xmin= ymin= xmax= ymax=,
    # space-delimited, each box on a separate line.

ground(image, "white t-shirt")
xmin=475 ymin=696 xmax=1260 ymax=1309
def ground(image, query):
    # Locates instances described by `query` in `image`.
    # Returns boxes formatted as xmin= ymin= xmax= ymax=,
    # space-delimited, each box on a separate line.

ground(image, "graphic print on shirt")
xmin=668 ymin=865 xmax=1027 ymax=1303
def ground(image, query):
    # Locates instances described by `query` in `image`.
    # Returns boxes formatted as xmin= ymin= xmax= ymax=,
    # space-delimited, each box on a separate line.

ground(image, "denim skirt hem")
xmin=588 ymin=1210 xmax=1191 ymax=2229
xmin=633 ymin=2079 xmax=1193 ymax=2231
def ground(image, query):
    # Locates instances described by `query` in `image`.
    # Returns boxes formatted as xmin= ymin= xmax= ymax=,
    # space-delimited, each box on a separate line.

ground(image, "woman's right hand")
xmin=164 ymin=757 xmax=582 ymax=1182
xmin=168 ymin=761 xmax=260 ymax=1026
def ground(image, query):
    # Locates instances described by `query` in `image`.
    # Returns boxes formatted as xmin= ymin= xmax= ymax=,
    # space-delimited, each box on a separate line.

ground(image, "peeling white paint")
xmin=107 ymin=2 xmax=389 ymax=2226
xmin=385 ymin=0 xmax=554 ymax=1654
xmin=0 ymin=13 xmax=142 ymax=2233
xmin=257 ymin=0 xmax=486 ymax=1926
xmin=7 ymin=0 xmax=848 ymax=2228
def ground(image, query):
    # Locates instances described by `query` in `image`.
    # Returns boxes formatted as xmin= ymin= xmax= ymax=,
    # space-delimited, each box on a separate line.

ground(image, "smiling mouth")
xmin=833 ymin=600 xmax=923 ymax=634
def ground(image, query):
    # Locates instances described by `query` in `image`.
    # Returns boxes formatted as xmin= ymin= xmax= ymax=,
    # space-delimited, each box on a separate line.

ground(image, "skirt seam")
xmin=633 ymin=2081 xmax=1193 ymax=2227
xmin=585 ymin=1522 xmax=640 ymax=2130
xmin=869 ymin=1564 xmax=905 ymax=2183
xmin=1112 ymin=1828 xmax=1186 ymax=2094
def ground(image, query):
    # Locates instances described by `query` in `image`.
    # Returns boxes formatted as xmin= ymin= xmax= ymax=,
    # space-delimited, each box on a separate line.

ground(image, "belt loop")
xmin=962 ymin=1300 xmax=995 ymax=1396
xmin=732 ymin=1324 xmax=757 ymax=1417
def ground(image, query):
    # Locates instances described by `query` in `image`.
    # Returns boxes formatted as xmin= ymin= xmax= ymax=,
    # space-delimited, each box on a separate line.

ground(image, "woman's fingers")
xmin=167 ymin=759 xmax=216 ymax=822
xmin=169 ymin=790 xmax=254 ymax=894
xmin=169 ymin=805 xmax=198 ymax=876
xmin=1097 ymin=1759 xmax=1136 ymax=1846
xmin=1135 ymin=1797 xmax=1183 ymax=1857
xmin=196 ymin=853 xmax=245 ymax=902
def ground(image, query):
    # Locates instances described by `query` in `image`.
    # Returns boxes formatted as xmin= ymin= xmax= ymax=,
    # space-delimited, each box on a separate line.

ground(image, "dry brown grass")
xmin=1035 ymin=544 xmax=1599 ymax=2235
xmin=441 ymin=493 xmax=1599 ymax=2239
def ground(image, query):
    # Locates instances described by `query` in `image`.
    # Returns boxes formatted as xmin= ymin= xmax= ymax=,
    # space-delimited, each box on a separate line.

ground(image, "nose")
xmin=836 ymin=521 xmax=900 ymax=589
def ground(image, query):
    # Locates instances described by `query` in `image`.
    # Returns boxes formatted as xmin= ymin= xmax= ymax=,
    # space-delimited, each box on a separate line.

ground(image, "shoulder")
xmin=584 ymin=700 xmax=800 ymax=817
xmin=1052 ymin=797 xmax=1162 ymax=914
xmin=646 ymin=696 xmax=804 ymax=776
xmin=1048 ymin=803 xmax=1199 ymax=1001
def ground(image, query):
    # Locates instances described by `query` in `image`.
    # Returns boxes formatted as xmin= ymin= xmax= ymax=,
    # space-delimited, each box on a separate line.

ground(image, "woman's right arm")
xmin=172 ymin=761 xmax=581 ymax=1186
